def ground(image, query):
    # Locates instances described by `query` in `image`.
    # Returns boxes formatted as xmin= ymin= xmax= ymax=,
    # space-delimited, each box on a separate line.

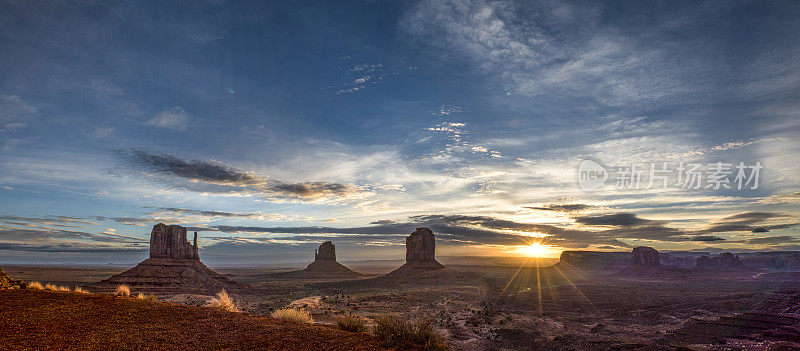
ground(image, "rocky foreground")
xmin=0 ymin=290 xmax=388 ymax=351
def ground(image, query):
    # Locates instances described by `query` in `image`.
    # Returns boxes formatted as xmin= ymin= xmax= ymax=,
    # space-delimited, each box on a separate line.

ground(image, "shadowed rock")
xmin=631 ymin=246 xmax=661 ymax=266
xmin=697 ymin=252 xmax=744 ymax=269
xmin=300 ymin=241 xmax=361 ymax=276
xmin=314 ymin=241 xmax=336 ymax=262
xmin=388 ymin=227 xmax=444 ymax=275
xmin=89 ymin=224 xmax=247 ymax=294
xmin=150 ymin=223 xmax=198 ymax=260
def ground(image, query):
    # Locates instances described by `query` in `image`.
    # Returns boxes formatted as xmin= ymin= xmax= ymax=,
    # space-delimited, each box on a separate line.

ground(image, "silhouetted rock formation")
xmin=631 ymin=246 xmax=660 ymax=266
xmin=556 ymin=251 xmax=630 ymax=270
xmin=696 ymin=252 xmax=743 ymax=269
xmin=740 ymin=251 xmax=800 ymax=270
xmin=89 ymin=224 xmax=247 ymax=294
xmin=300 ymin=241 xmax=361 ymax=277
xmin=388 ymin=228 xmax=444 ymax=276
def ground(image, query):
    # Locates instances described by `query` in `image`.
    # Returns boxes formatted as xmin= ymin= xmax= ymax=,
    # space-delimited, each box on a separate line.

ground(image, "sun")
xmin=515 ymin=242 xmax=551 ymax=257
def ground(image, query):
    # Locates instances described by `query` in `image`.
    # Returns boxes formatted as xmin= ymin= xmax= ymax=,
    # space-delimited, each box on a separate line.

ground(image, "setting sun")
xmin=515 ymin=243 xmax=552 ymax=257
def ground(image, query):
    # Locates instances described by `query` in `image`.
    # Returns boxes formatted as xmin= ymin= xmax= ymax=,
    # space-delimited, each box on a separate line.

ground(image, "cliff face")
xmin=697 ymin=252 xmax=743 ymax=269
xmin=314 ymin=241 xmax=336 ymax=262
xmin=406 ymin=227 xmax=438 ymax=264
xmin=149 ymin=223 xmax=198 ymax=260
xmin=558 ymin=251 xmax=630 ymax=269
xmin=631 ymin=247 xmax=661 ymax=266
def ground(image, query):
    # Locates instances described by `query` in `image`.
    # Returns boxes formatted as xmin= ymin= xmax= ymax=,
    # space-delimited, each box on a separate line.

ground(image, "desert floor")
xmin=4 ymin=263 xmax=800 ymax=350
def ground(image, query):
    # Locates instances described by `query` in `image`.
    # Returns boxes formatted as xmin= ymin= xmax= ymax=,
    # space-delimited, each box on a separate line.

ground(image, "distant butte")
xmin=387 ymin=227 xmax=445 ymax=276
xmin=88 ymin=223 xmax=248 ymax=294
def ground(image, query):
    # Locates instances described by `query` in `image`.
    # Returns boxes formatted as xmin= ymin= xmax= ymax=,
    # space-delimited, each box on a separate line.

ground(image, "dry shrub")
xmin=114 ymin=285 xmax=131 ymax=297
xmin=373 ymin=315 xmax=448 ymax=351
xmin=206 ymin=290 xmax=240 ymax=312
xmin=73 ymin=287 xmax=90 ymax=294
xmin=271 ymin=308 xmax=313 ymax=324
xmin=27 ymin=281 xmax=44 ymax=290
xmin=335 ymin=313 xmax=367 ymax=333
xmin=136 ymin=292 xmax=156 ymax=301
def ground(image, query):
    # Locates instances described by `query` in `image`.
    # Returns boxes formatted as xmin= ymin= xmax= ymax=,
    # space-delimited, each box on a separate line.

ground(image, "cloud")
xmin=0 ymin=227 xmax=145 ymax=244
xmin=118 ymin=149 xmax=365 ymax=201
xmin=525 ymin=204 xmax=593 ymax=212
xmin=0 ymin=94 xmax=36 ymax=123
xmin=335 ymin=63 xmax=397 ymax=94
xmin=695 ymin=211 xmax=799 ymax=235
xmin=691 ymin=235 xmax=725 ymax=242
xmin=1 ymin=122 xmax=26 ymax=133
xmin=122 ymin=149 xmax=259 ymax=185
xmin=742 ymin=236 xmax=800 ymax=245
xmin=0 ymin=242 xmax=146 ymax=253
xmin=573 ymin=213 xmax=656 ymax=226
xmin=144 ymin=106 xmax=190 ymax=131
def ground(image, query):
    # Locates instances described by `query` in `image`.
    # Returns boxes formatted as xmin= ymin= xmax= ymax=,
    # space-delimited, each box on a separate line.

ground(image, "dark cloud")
xmin=525 ymin=204 xmax=593 ymax=212
xmin=0 ymin=215 xmax=99 ymax=229
xmin=118 ymin=149 xmax=362 ymax=200
xmin=573 ymin=213 xmax=656 ymax=226
xmin=0 ymin=228 xmax=146 ymax=244
xmin=121 ymin=149 xmax=258 ymax=184
xmin=695 ymin=211 xmax=798 ymax=235
xmin=691 ymin=235 xmax=725 ymax=242
xmin=0 ymin=242 xmax=147 ymax=253
xmin=268 ymin=182 xmax=354 ymax=198
xmin=743 ymin=236 xmax=800 ymax=245
xmin=154 ymin=207 xmax=261 ymax=218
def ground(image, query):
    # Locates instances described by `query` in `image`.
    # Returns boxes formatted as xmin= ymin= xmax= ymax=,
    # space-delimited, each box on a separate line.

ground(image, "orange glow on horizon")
xmin=511 ymin=242 xmax=561 ymax=258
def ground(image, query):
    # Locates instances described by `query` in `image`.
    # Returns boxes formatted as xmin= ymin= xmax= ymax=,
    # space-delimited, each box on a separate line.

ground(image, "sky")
xmin=0 ymin=0 xmax=798 ymax=265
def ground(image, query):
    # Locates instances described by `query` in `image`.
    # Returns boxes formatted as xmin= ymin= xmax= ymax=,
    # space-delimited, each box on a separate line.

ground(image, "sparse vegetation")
xmin=114 ymin=285 xmax=131 ymax=297
xmin=136 ymin=292 xmax=156 ymax=301
xmin=373 ymin=315 xmax=448 ymax=351
xmin=335 ymin=313 xmax=367 ymax=332
xmin=27 ymin=281 xmax=44 ymax=290
xmin=206 ymin=289 xmax=240 ymax=312
xmin=271 ymin=308 xmax=313 ymax=324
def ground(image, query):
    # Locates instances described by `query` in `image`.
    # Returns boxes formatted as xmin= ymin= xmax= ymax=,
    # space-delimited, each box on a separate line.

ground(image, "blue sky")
xmin=1 ymin=0 xmax=798 ymax=265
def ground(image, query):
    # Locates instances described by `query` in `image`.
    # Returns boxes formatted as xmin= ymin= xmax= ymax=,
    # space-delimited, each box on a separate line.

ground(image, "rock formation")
xmin=89 ymin=224 xmax=247 ymax=294
xmin=150 ymin=223 xmax=198 ymax=260
xmin=388 ymin=227 xmax=444 ymax=275
xmin=314 ymin=241 xmax=336 ymax=262
xmin=557 ymin=251 xmax=630 ymax=270
xmin=696 ymin=252 xmax=744 ymax=269
xmin=631 ymin=246 xmax=661 ymax=265
xmin=299 ymin=241 xmax=361 ymax=277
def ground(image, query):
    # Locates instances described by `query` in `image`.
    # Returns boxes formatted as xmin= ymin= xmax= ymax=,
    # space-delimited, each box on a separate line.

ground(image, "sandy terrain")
xmin=6 ymin=263 xmax=800 ymax=350
xmin=0 ymin=289 xmax=388 ymax=351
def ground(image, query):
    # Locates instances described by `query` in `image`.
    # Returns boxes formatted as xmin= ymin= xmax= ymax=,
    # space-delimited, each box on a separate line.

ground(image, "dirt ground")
xmin=0 ymin=289 xmax=389 ymax=351
xmin=6 ymin=263 xmax=800 ymax=350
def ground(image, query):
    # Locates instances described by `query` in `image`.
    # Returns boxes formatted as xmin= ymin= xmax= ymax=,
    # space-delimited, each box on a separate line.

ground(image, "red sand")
xmin=0 ymin=290 xmax=390 ymax=351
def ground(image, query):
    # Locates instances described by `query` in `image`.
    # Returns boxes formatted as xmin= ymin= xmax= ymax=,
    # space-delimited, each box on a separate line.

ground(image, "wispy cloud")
xmin=144 ymin=106 xmax=190 ymax=131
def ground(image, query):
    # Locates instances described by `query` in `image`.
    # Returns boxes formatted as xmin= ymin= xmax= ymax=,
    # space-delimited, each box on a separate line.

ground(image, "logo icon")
xmin=578 ymin=160 xmax=608 ymax=191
